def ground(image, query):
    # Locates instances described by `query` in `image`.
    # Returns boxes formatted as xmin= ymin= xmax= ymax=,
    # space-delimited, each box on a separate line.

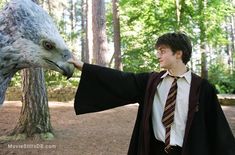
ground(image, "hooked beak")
xmin=43 ymin=58 xmax=74 ymax=79
xmin=60 ymin=64 xmax=74 ymax=79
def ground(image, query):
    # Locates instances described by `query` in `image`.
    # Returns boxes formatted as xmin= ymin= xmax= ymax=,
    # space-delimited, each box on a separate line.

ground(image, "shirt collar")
xmin=161 ymin=69 xmax=192 ymax=84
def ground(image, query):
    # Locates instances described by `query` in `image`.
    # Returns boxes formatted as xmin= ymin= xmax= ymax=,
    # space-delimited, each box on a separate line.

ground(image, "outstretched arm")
xmin=67 ymin=58 xmax=150 ymax=115
xmin=67 ymin=55 xmax=150 ymax=115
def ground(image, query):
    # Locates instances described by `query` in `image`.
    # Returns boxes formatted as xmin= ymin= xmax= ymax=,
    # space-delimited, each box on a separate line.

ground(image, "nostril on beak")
xmin=63 ymin=53 xmax=72 ymax=60
xmin=63 ymin=54 xmax=68 ymax=58
xmin=63 ymin=50 xmax=73 ymax=60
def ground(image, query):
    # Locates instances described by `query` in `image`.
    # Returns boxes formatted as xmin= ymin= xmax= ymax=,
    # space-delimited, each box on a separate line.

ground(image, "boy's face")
xmin=156 ymin=44 xmax=182 ymax=70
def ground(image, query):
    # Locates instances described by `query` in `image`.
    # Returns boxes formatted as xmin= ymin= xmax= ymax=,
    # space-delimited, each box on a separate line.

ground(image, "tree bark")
xmin=69 ymin=0 xmax=75 ymax=48
xmin=11 ymin=68 xmax=53 ymax=137
xmin=69 ymin=0 xmax=74 ymax=34
xmin=230 ymin=15 xmax=234 ymax=71
xmin=87 ymin=0 xmax=93 ymax=63
xmin=199 ymin=0 xmax=208 ymax=79
xmin=174 ymin=0 xmax=186 ymax=31
xmin=92 ymin=0 xmax=109 ymax=66
xmin=175 ymin=0 xmax=181 ymax=29
xmin=81 ymin=0 xmax=89 ymax=63
xmin=112 ymin=0 xmax=122 ymax=70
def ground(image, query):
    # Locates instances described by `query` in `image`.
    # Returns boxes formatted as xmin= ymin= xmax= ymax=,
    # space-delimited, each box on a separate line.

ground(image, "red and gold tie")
xmin=162 ymin=76 xmax=178 ymax=153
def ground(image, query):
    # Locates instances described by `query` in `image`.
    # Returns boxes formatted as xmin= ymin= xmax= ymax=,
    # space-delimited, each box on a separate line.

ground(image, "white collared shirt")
xmin=152 ymin=70 xmax=192 ymax=147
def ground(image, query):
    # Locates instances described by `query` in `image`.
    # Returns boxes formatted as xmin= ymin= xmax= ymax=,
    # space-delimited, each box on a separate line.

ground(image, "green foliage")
xmin=10 ymin=70 xmax=80 ymax=88
xmin=208 ymin=59 xmax=235 ymax=94
xmin=122 ymin=48 xmax=159 ymax=73
xmin=44 ymin=70 xmax=80 ymax=88
xmin=9 ymin=72 xmax=22 ymax=87
xmin=119 ymin=0 xmax=163 ymax=72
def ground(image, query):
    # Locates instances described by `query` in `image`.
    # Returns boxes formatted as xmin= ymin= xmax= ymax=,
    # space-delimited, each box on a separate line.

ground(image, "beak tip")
xmin=66 ymin=75 xmax=72 ymax=80
xmin=63 ymin=65 xmax=75 ymax=80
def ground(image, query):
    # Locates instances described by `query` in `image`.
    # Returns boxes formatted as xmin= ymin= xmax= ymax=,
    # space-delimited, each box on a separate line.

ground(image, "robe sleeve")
xmin=203 ymin=81 xmax=235 ymax=155
xmin=74 ymin=63 xmax=150 ymax=115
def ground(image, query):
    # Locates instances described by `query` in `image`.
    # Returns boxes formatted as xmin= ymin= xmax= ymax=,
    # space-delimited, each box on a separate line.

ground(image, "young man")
xmin=68 ymin=32 xmax=235 ymax=155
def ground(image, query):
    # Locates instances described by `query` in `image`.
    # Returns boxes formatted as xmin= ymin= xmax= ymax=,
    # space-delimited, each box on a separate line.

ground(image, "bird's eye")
xmin=42 ymin=41 xmax=55 ymax=50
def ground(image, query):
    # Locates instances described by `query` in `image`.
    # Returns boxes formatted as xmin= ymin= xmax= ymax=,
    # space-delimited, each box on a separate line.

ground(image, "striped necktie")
xmin=162 ymin=76 xmax=178 ymax=153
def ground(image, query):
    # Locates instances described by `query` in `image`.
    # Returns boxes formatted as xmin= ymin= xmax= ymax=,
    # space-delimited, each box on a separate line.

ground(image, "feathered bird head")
xmin=0 ymin=0 xmax=75 ymax=105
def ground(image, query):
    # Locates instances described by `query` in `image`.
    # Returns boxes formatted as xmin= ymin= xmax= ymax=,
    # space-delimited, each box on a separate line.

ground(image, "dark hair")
xmin=155 ymin=32 xmax=192 ymax=64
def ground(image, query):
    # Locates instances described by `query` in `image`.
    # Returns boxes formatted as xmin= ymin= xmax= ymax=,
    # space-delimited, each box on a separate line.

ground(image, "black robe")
xmin=74 ymin=63 xmax=235 ymax=155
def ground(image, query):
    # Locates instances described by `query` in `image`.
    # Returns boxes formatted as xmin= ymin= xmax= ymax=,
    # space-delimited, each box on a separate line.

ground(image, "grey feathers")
xmin=0 ymin=0 xmax=74 ymax=105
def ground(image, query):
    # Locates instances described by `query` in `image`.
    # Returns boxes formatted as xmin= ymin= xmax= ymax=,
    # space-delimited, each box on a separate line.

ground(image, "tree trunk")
xmin=11 ymin=68 xmax=53 ymax=138
xmin=174 ymin=0 xmax=186 ymax=31
xmin=175 ymin=0 xmax=181 ymax=30
xmin=230 ymin=15 xmax=234 ymax=71
xmin=69 ymin=0 xmax=75 ymax=48
xmin=112 ymin=0 xmax=122 ymax=70
xmin=92 ymin=0 xmax=109 ymax=66
xmin=199 ymin=0 xmax=208 ymax=79
xmin=11 ymin=0 xmax=53 ymax=139
xmin=87 ymin=0 xmax=93 ymax=63
xmin=70 ymin=0 xmax=74 ymax=32
xmin=81 ymin=0 xmax=89 ymax=63
xmin=69 ymin=0 xmax=74 ymax=34
xmin=225 ymin=16 xmax=232 ymax=72
xmin=62 ymin=8 xmax=66 ymax=32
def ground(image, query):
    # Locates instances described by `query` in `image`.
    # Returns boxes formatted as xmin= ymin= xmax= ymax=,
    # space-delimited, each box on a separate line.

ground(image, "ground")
xmin=0 ymin=101 xmax=234 ymax=155
xmin=0 ymin=101 xmax=137 ymax=155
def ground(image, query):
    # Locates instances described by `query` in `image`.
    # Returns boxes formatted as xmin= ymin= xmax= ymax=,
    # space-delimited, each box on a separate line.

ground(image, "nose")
xmin=156 ymin=52 xmax=161 ymax=59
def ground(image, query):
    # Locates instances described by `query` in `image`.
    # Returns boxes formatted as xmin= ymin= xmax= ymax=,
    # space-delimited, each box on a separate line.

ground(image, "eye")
xmin=42 ymin=41 xmax=55 ymax=50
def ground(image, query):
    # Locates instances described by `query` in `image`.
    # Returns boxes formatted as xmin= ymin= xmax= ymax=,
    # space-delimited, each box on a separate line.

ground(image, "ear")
xmin=175 ymin=50 xmax=183 ymax=59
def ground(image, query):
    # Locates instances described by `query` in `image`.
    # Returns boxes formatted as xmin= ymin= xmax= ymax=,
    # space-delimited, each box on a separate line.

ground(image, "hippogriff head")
xmin=2 ymin=0 xmax=75 ymax=78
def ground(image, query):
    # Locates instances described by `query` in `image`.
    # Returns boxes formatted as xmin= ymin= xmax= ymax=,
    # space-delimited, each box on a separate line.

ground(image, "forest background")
xmin=1 ymin=0 xmax=235 ymax=94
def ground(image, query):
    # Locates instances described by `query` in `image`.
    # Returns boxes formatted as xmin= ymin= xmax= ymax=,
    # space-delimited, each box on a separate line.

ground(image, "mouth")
xmin=43 ymin=58 xmax=73 ymax=79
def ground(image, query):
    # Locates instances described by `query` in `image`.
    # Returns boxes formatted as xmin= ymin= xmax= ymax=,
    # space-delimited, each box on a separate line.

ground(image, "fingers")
xmin=67 ymin=56 xmax=84 ymax=71
xmin=67 ymin=58 xmax=75 ymax=64
xmin=68 ymin=53 xmax=78 ymax=64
